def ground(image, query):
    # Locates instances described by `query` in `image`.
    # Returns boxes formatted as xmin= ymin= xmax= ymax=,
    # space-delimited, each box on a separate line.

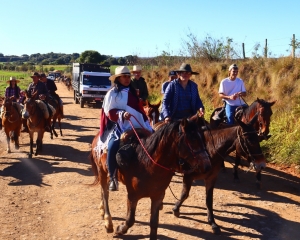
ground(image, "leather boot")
xmin=21 ymin=119 xmax=29 ymax=133
xmin=108 ymin=178 xmax=118 ymax=191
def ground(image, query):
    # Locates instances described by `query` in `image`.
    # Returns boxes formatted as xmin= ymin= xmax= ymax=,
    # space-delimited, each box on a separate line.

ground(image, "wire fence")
xmin=0 ymin=74 xmax=31 ymax=81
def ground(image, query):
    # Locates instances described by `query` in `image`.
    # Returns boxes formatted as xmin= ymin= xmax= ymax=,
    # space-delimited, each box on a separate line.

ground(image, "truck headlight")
xmin=82 ymin=90 xmax=88 ymax=94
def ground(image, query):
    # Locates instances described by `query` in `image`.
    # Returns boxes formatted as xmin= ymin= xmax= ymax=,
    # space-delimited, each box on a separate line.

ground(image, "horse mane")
xmin=136 ymin=121 xmax=181 ymax=167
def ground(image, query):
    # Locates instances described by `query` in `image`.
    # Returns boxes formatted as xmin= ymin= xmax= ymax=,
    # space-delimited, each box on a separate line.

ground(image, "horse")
xmin=1 ymin=97 xmax=22 ymax=153
xmin=143 ymin=100 xmax=161 ymax=127
xmin=47 ymin=95 xmax=63 ymax=137
xmin=22 ymin=90 xmax=49 ymax=158
xmin=209 ymin=98 xmax=275 ymax=186
xmin=89 ymin=118 xmax=211 ymax=240
xmin=172 ymin=113 xmax=266 ymax=235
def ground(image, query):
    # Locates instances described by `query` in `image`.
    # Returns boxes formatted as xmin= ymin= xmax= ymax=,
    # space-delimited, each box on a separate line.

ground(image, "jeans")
xmin=107 ymin=132 xmax=120 ymax=181
xmin=225 ymin=104 xmax=247 ymax=124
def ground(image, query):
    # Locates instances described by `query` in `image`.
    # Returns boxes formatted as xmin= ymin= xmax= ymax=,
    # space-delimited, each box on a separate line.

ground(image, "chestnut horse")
xmin=143 ymin=100 xmax=161 ymax=127
xmin=1 ymin=97 xmax=22 ymax=153
xmin=90 ymin=119 xmax=211 ymax=240
xmin=210 ymin=98 xmax=275 ymax=186
xmin=22 ymin=90 xmax=48 ymax=158
xmin=172 ymin=113 xmax=266 ymax=235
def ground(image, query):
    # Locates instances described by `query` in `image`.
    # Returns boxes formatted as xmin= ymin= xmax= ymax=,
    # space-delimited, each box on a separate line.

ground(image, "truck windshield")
xmin=83 ymin=75 xmax=110 ymax=86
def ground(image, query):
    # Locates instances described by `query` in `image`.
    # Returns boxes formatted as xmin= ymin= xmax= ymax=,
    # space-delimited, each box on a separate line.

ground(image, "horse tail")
xmin=89 ymin=150 xmax=101 ymax=186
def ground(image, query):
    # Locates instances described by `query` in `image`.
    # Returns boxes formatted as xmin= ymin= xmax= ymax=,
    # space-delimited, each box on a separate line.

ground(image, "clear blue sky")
xmin=1 ymin=0 xmax=299 ymax=58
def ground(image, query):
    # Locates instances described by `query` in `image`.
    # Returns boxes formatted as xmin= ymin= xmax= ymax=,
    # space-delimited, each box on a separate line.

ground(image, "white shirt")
xmin=219 ymin=77 xmax=246 ymax=106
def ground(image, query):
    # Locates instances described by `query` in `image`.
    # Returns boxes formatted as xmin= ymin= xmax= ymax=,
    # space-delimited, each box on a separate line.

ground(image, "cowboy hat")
xmin=6 ymin=76 xmax=20 ymax=84
xmin=109 ymin=66 xmax=132 ymax=81
xmin=30 ymin=72 xmax=40 ymax=78
xmin=176 ymin=63 xmax=199 ymax=75
xmin=130 ymin=65 xmax=142 ymax=73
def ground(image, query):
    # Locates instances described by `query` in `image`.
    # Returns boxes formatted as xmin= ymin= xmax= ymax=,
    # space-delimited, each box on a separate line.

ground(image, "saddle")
xmin=116 ymin=128 xmax=152 ymax=169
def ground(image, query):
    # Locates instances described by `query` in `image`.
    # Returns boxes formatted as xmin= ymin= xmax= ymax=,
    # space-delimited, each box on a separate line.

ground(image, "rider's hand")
xmin=123 ymin=111 xmax=131 ymax=120
xmin=39 ymin=94 xmax=46 ymax=100
xmin=164 ymin=117 xmax=171 ymax=123
xmin=198 ymin=108 xmax=205 ymax=117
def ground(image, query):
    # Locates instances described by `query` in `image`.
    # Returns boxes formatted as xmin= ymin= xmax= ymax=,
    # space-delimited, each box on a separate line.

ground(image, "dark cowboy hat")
xmin=40 ymin=73 xmax=47 ymax=78
xmin=30 ymin=72 xmax=40 ymax=78
xmin=175 ymin=63 xmax=199 ymax=75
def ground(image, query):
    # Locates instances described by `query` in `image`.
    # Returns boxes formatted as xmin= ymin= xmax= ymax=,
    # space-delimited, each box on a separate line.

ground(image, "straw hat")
xmin=130 ymin=65 xmax=142 ymax=73
xmin=7 ymin=76 xmax=20 ymax=84
xmin=109 ymin=66 xmax=132 ymax=81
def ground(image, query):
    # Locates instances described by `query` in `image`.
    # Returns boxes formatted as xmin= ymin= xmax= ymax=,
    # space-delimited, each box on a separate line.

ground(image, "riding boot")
xmin=108 ymin=177 xmax=118 ymax=191
xmin=21 ymin=119 xmax=29 ymax=133
xmin=0 ymin=118 xmax=2 ymax=130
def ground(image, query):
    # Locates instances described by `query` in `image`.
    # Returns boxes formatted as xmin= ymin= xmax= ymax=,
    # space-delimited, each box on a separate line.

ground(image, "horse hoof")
xmin=105 ymin=226 xmax=114 ymax=233
xmin=212 ymin=224 xmax=221 ymax=235
xmin=28 ymin=153 xmax=32 ymax=159
xmin=7 ymin=149 xmax=11 ymax=153
xmin=172 ymin=208 xmax=180 ymax=218
xmin=116 ymin=224 xmax=127 ymax=235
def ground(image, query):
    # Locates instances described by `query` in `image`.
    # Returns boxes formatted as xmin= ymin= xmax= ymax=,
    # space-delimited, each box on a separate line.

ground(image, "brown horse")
xmin=210 ymin=98 xmax=275 ymax=186
xmin=143 ymin=100 xmax=161 ymax=127
xmin=22 ymin=90 xmax=48 ymax=158
xmin=47 ymin=96 xmax=63 ymax=137
xmin=1 ymin=97 xmax=22 ymax=153
xmin=90 ymin=119 xmax=211 ymax=239
xmin=172 ymin=113 xmax=266 ymax=235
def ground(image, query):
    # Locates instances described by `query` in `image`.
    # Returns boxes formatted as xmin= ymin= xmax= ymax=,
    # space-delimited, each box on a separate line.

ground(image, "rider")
xmin=0 ymin=77 xmax=22 ymax=130
xmin=161 ymin=63 xmax=205 ymax=122
xmin=218 ymin=64 xmax=247 ymax=124
xmin=40 ymin=73 xmax=64 ymax=118
xmin=21 ymin=72 xmax=51 ymax=132
xmin=130 ymin=65 xmax=149 ymax=103
xmin=101 ymin=66 xmax=153 ymax=191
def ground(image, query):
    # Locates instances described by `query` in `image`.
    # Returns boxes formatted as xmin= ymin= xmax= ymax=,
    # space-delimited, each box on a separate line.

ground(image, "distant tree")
xmin=79 ymin=50 xmax=106 ymax=63
xmin=0 ymin=53 xmax=4 ymax=57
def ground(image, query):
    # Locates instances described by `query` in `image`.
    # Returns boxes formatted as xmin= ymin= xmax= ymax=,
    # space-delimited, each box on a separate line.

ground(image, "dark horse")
xmin=1 ymin=97 xmax=22 ymax=153
xmin=172 ymin=113 xmax=266 ymax=235
xmin=143 ymin=100 xmax=161 ymax=127
xmin=47 ymin=96 xmax=63 ymax=137
xmin=209 ymin=98 xmax=275 ymax=187
xmin=22 ymin=90 xmax=48 ymax=158
xmin=90 ymin=119 xmax=211 ymax=240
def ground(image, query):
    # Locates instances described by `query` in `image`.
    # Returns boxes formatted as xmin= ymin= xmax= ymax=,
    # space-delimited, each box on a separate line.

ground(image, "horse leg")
xmin=233 ymin=154 xmax=241 ymax=183
xmin=28 ymin=132 xmax=34 ymax=158
xmin=5 ymin=129 xmax=11 ymax=153
xmin=35 ymin=131 xmax=44 ymax=156
xmin=255 ymin=169 xmax=262 ymax=189
xmin=14 ymin=131 xmax=19 ymax=150
xmin=116 ymin=197 xmax=138 ymax=236
xmin=99 ymin=169 xmax=113 ymax=233
xmin=58 ymin=118 xmax=63 ymax=136
xmin=205 ymin=177 xmax=221 ymax=234
xmin=149 ymin=194 xmax=165 ymax=240
xmin=172 ymin=174 xmax=194 ymax=217
xmin=51 ymin=116 xmax=58 ymax=138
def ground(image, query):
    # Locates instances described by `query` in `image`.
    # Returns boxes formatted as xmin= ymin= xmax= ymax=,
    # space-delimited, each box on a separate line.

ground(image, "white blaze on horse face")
xmin=22 ymin=109 xmax=29 ymax=119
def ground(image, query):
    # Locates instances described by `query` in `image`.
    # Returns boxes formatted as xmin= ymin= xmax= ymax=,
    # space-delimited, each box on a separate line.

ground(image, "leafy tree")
xmin=79 ymin=50 xmax=106 ymax=63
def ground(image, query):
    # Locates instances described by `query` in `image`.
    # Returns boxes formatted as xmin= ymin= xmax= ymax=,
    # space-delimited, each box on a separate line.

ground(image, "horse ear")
xmin=269 ymin=100 xmax=276 ymax=106
xmin=145 ymin=99 xmax=149 ymax=106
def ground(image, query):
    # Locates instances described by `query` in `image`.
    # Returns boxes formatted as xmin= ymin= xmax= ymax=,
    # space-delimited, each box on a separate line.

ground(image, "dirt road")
xmin=1 ymin=82 xmax=300 ymax=240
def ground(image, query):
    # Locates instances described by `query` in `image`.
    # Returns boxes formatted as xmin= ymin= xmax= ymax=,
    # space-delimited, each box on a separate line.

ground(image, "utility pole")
xmin=242 ymin=43 xmax=245 ymax=59
xmin=264 ymin=39 xmax=268 ymax=58
xmin=292 ymin=34 xmax=295 ymax=58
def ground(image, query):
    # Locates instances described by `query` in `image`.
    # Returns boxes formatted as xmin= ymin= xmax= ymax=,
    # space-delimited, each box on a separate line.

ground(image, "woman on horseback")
xmin=218 ymin=64 xmax=247 ymax=124
xmin=0 ymin=77 xmax=22 ymax=130
xmin=101 ymin=66 xmax=153 ymax=191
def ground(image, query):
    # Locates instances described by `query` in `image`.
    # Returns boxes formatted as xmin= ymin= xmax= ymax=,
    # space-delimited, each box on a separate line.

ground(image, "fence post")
xmin=264 ymin=39 xmax=268 ymax=58
xmin=292 ymin=34 xmax=295 ymax=58
xmin=242 ymin=43 xmax=245 ymax=59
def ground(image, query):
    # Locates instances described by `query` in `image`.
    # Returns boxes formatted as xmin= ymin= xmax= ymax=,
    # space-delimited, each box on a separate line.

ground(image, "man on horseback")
xmin=100 ymin=66 xmax=153 ymax=191
xmin=218 ymin=64 xmax=247 ymax=124
xmin=40 ymin=73 xmax=64 ymax=118
xmin=161 ymin=63 xmax=205 ymax=122
xmin=21 ymin=72 xmax=51 ymax=133
xmin=0 ymin=77 xmax=22 ymax=130
xmin=130 ymin=65 xmax=149 ymax=103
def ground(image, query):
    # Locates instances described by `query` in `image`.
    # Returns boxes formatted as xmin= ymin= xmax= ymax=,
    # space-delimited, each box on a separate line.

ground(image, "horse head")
xmin=22 ymin=90 xmax=38 ymax=119
xmin=2 ymin=97 xmax=14 ymax=118
xmin=235 ymin=112 xmax=267 ymax=171
xmin=178 ymin=119 xmax=211 ymax=174
xmin=144 ymin=100 xmax=161 ymax=126
xmin=256 ymin=98 xmax=276 ymax=139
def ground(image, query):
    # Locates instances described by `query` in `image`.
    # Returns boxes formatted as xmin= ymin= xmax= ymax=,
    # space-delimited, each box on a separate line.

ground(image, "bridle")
xmin=237 ymin=127 xmax=264 ymax=171
xmin=2 ymin=101 xmax=19 ymax=123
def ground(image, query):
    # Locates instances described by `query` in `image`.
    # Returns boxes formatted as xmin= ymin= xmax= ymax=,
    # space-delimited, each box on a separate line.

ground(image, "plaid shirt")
xmin=5 ymin=86 xmax=21 ymax=102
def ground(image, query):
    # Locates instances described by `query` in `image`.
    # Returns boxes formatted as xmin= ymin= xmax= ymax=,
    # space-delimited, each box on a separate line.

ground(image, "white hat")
xmin=7 ymin=76 xmax=20 ymax=84
xmin=109 ymin=66 xmax=132 ymax=81
xmin=131 ymin=65 xmax=142 ymax=73
xmin=229 ymin=64 xmax=238 ymax=71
